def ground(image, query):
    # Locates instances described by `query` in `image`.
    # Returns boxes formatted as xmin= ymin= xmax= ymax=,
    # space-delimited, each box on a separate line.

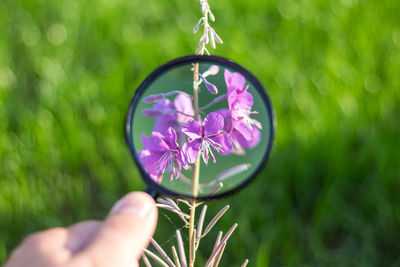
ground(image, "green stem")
xmin=189 ymin=62 xmax=201 ymax=267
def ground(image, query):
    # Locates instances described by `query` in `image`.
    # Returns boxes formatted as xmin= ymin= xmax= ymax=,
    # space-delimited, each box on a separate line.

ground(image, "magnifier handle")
xmin=145 ymin=188 xmax=159 ymax=200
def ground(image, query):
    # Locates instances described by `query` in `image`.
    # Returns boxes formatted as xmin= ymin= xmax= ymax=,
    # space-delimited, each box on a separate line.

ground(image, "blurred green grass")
xmin=1 ymin=0 xmax=399 ymax=265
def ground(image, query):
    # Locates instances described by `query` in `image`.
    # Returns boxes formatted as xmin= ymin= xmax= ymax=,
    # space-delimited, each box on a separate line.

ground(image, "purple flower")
xmin=217 ymin=108 xmax=261 ymax=150
xmin=138 ymin=127 xmax=187 ymax=182
xmin=182 ymin=112 xmax=233 ymax=165
xmin=173 ymin=93 xmax=195 ymax=125
xmin=224 ymin=69 xmax=262 ymax=143
xmin=141 ymin=93 xmax=194 ymax=133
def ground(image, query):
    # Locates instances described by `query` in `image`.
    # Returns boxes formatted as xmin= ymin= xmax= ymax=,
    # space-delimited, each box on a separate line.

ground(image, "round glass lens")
xmin=126 ymin=56 xmax=274 ymax=199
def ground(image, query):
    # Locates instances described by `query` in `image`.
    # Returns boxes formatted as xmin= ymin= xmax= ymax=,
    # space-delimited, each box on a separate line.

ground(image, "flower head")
xmin=217 ymin=108 xmax=261 ymax=150
xmin=182 ymin=112 xmax=233 ymax=165
xmin=138 ymin=127 xmax=187 ymax=182
xmin=224 ymin=69 xmax=262 ymax=143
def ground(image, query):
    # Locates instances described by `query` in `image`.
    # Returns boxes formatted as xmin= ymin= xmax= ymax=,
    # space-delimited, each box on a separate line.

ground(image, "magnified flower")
xmin=217 ymin=108 xmax=260 ymax=150
xmin=142 ymin=93 xmax=194 ymax=133
xmin=138 ymin=127 xmax=187 ymax=182
xmin=173 ymin=93 xmax=195 ymax=125
xmin=182 ymin=112 xmax=233 ymax=165
xmin=225 ymin=69 xmax=250 ymax=107
xmin=224 ymin=69 xmax=262 ymax=143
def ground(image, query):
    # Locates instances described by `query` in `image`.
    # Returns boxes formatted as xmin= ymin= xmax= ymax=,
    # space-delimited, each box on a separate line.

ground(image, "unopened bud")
xmin=211 ymin=28 xmax=223 ymax=44
xmin=142 ymin=94 xmax=164 ymax=103
xmin=193 ymin=18 xmax=203 ymax=34
xmin=208 ymin=10 xmax=215 ymax=22
xmin=198 ymin=73 xmax=218 ymax=94
xmin=205 ymin=65 xmax=219 ymax=76
xmin=209 ymin=30 xmax=216 ymax=49
xmin=205 ymin=82 xmax=218 ymax=94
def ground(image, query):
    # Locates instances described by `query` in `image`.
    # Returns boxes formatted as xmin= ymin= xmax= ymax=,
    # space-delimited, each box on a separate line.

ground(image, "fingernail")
xmin=109 ymin=193 xmax=153 ymax=218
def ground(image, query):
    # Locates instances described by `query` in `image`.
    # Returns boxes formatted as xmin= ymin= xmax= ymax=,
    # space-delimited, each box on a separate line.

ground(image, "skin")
xmin=4 ymin=192 xmax=158 ymax=267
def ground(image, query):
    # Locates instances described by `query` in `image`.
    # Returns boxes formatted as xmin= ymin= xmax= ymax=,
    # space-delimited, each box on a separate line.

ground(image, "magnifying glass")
xmin=125 ymin=55 xmax=275 ymax=200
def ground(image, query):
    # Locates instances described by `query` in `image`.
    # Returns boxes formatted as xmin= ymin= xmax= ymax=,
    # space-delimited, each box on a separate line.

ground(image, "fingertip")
xmin=109 ymin=191 xmax=157 ymax=219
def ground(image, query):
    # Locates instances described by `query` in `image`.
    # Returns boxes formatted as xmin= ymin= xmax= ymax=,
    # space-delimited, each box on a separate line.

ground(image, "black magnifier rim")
xmin=125 ymin=55 xmax=275 ymax=200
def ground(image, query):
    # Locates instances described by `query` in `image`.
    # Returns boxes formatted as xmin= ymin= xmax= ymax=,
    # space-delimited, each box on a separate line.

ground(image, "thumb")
xmin=74 ymin=192 xmax=158 ymax=267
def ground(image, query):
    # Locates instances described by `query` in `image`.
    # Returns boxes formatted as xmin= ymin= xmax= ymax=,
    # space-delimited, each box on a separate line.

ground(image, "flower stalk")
xmin=189 ymin=61 xmax=201 ymax=267
xmin=140 ymin=1 xmax=253 ymax=265
xmin=190 ymin=0 xmax=225 ymax=265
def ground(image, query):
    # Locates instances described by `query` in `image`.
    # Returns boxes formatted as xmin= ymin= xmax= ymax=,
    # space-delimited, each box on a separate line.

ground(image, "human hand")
xmin=4 ymin=192 xmax=158 ymax=267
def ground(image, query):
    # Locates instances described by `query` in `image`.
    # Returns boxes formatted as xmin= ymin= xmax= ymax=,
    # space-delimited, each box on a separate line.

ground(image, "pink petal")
xmin=215 ymin=108 xmax=230 ymax=118
xmin=184 ymin=140 xmax=202 ymax=164
xmin=204 ymin=112 xmax=224 ymax=137
xmin=153 ymin=117 xmax=176 ymax=133
xmin=237 ymin=91 xmax=253 ymax=108
xmin=182 ymin=119 xmax=202 ymax=140
xmin=232 ymin=127 xmax=261 ymax=149
xmin=138 ymin=149 xmax=162 ymax=175
xmin=154 ymin=98 xmax=174 ymax=110
xmin=225 ymin=69 xmax=246 ymax=95
xmin=179 ymin=146 xmax=188 ymax=167
xmin=233 ymin=120 xmax=253 ymax=141
xmin=211 ymin=133 xmax=233 ymax=155
xmin=141 ymin=132 xmax=169 ymax=152
xmin=214 ymin=109 xmax=232 ymax=133
xmin=224 ymin=69 xmax=235 ymax=95
xmin=174 ymin=94 xmax=194 ymax=123
xmin=230 ymin=72 xmax=246 ymax=91
xmin=163 ymin=127 xmax=178 ymax=148
xmin=227 ymin=90 xmax=238 ymax=109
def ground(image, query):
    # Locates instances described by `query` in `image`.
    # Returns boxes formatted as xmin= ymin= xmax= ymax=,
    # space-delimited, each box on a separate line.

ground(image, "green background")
xmin=1 ymin=0 xmax=399 ymax=266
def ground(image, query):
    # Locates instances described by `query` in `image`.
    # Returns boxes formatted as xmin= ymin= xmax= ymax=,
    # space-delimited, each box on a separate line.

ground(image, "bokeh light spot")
xmin=392 ymin=29 xmax=400 ymax=48
xmin=278 ymin=0 xmax=299 ymax=20
xmin=0 ymin=67 xmax=16 ymax=89
xmin=364 ymin=74 xmax=381 ymax=94
xmin=340 ymin=0 xmax=359 ymax=8
xmin=339 ymin=94 xmax=358 ymax=117
xmin=47 ymin=24 xmax=68 ymax=46
xmin=21 ymin=25 xmax=41 ymax=47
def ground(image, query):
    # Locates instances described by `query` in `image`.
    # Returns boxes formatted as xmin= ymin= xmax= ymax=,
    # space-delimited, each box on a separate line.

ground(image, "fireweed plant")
xmin=140 ymin=1 xmax=256 ymax=266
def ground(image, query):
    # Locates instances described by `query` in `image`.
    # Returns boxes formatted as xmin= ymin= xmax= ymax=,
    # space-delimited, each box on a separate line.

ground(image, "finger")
xmin=6 ymin=228 xmax=69 ymax=267
xmin=66 ymin=220 xmax=102 ymax=254
xmin=72 ymin=192 xmax=158 ymax=267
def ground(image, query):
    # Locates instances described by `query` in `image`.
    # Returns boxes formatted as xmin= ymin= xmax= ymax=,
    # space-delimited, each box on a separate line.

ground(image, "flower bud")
xmin=205 ymin=65 xmax=219 ymax=76
xmin=205 ymin=82 xmax=218 ymax=94
xmin=211 ymin=28 xmax=223 ymax=44
xmin=209 ymin=29 xmax=216 ymax=49
xmin=198 ymin=73 xmax=218 ymax=94
xmin=208 ymin=10 xmax=215 ymax=22
xmin=193 ymin=18 xmax=203 ymax=34
xmin=142 ymin=94 xmax=164 ymax=103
